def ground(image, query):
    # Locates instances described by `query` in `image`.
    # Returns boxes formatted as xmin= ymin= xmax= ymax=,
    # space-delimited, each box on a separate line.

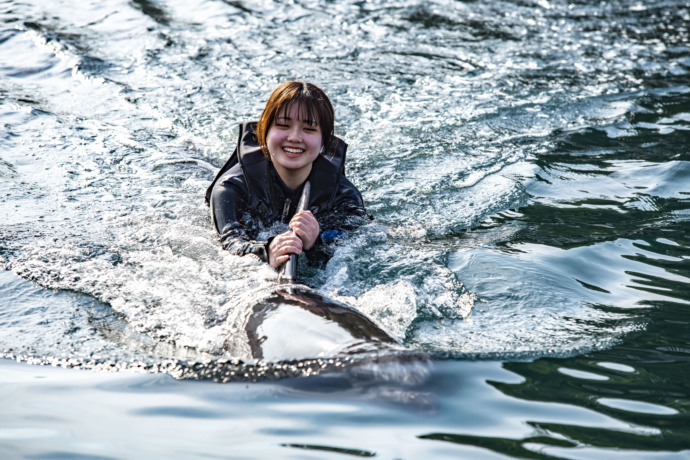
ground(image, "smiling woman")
xmin=206 ymin=81 xmax=370 ymax=270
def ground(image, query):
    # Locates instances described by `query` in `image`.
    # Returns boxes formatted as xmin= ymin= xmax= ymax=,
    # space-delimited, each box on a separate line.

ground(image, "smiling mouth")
xmin=282 ymin=147 xmax=304 ymax=156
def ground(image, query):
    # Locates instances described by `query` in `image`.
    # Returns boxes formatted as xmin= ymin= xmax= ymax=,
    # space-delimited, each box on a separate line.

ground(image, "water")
xmin=1 ymin=0 xmax=689 ymax=457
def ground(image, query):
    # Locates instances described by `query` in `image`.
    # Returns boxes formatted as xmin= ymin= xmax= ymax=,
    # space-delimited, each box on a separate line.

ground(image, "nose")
xmin=286 ymin=124 xmax=302 ymax=142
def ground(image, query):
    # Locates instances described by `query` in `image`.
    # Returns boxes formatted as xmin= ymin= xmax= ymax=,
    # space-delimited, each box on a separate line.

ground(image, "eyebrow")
xmin=276 ymin=115 xmax=319 ymax=126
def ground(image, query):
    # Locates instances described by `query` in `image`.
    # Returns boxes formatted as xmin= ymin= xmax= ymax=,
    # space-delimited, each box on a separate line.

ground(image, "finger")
xmin=293 ymin=225 xmax=316 ymax=244
xmin=275 ymin=230 xmax=295 ymax=240
xmin=283 ymin=245 xmax=302 ymax=255
xmin=270 ymin=233 xmax=289 ymax=248
xmin=290 ymin=213 xmax=306 ymax=224
xmin=292 ymin=228 xmax=318 ymax=251
xmin=273 ymin=233 xmax=301 ymax=248
xmin=290 ymin=220 xmax=317 ymax=237
xmin=279 ymin=240 xmax=302 ymax=254
xmin=283 ymin=234 xmax=303 ymax=247
xmin=270 ymin=247 xmax=298 ymax=268
xmin=275 ymin=254 xmax=291 ymax=265
xmin=289 ymin=221 xmax=305 ymax=235
xmin=290 ymin=211 xmax=315 ymax=225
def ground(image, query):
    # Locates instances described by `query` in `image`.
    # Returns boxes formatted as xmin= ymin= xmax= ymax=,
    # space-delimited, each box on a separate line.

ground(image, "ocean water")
xmin=1 ymin=0 xmax=689 ymax=458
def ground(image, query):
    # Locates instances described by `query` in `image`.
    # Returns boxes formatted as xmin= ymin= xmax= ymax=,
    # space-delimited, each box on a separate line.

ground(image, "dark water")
xmin=1 ymin=0 xmax=689 ymax=457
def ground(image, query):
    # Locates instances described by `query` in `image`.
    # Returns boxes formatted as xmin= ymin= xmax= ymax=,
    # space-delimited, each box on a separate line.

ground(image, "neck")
xmin=273 ymin=163 xmax=312 ymax=190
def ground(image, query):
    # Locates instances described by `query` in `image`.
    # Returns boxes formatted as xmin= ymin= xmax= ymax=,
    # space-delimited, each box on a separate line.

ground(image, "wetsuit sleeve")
xmin=210 ymin=173 xmax=270 ymax=262
xmin=304 ymin=178 xmax=371 ymax=265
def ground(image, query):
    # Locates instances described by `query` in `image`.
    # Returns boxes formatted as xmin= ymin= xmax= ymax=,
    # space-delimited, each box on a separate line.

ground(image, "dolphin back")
xmin=242 ymin=286 xmax=401 ymax=362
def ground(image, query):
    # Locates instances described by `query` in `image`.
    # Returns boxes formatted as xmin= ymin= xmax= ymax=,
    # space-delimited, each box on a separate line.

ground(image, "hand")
xmin=267 ymin=231 xmax=303 ymax=269
xmin=289 ymin=211 xmax=320 ymax=250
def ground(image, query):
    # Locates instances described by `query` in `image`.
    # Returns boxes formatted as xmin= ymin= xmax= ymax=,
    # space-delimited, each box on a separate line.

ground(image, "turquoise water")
xmin=1 ymin=0 xmax=689 ymax=457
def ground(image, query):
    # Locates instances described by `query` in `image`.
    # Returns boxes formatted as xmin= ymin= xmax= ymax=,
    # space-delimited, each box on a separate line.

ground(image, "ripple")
xmin=0 ymin=428 xmax=61 ymax=440
xmin=558 ymin=367 xmax=609 ymax=381
xmin=597 ymin=362 xmax=636 ymax=373
xmin=597 ymin=398 xmax=679 ymax=416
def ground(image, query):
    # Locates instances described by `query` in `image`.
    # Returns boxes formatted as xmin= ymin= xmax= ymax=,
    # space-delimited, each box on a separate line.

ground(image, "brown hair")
xmin=256 ymin=81 xmax=335 ymax=160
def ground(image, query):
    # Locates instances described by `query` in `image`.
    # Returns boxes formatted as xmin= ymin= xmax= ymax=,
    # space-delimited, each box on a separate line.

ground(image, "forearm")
xmin=211 ymin=177 xmax=269 ymax=262
xmin=219 ymin=225 xmax=270 ymax=262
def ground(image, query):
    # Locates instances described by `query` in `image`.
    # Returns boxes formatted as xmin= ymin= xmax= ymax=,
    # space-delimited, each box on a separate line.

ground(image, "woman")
xmin=206 ymin=81 xmax=368 ymax=269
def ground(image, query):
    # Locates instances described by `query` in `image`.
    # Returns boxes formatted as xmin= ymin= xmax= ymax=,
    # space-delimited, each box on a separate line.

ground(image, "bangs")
xmin=277 ymin=98 xmax=322 ymax=126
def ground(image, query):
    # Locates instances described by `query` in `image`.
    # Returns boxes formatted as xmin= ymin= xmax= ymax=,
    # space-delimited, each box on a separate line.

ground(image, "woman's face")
xmin=266 ymin=102 xmax=323 ymax=182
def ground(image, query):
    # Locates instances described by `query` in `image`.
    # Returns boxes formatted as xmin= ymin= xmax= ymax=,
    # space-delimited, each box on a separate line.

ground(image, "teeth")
xmin=283 ymin=147 xmax=303 ymax=154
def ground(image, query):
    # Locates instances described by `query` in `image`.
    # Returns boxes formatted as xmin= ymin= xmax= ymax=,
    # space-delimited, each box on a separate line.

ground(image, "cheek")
xmin=266 ymin=128 xmax=276 ymax=144
xmin=265 ymin=129 xmax=283 ymax=151
xmin=311 ymin=134 xmax=323 ymax=150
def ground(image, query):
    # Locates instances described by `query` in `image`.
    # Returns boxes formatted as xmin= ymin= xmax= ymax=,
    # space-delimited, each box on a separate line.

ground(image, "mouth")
xmin=282 ymin=146 xmax=304 ymax=158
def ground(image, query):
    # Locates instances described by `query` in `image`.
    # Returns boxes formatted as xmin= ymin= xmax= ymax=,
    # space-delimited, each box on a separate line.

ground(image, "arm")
xmin=210 ymin=173 xmax=271 ymax=262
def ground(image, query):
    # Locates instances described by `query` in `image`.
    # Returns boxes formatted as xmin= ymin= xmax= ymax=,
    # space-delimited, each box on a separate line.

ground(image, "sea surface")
xmin=1 ymin=0 xmax=689 ymax=458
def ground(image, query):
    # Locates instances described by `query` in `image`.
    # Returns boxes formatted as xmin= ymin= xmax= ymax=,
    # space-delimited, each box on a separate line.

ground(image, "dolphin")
xmin=238 ymin=285 xmax=404 ymax=362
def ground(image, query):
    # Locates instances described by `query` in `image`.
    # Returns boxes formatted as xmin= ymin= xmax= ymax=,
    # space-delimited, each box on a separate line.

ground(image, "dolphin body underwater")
xmin=218 ymin=282 xmax=433 ymax=406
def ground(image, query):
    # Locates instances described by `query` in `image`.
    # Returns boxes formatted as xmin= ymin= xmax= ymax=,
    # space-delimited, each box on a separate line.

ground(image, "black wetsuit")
xmin=206 ymin=122 xmax=368 ymax=264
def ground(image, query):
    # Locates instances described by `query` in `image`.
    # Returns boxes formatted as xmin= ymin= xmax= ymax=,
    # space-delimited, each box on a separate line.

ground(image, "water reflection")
xmin=441 ymin=294 xmax=690 ymax=456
